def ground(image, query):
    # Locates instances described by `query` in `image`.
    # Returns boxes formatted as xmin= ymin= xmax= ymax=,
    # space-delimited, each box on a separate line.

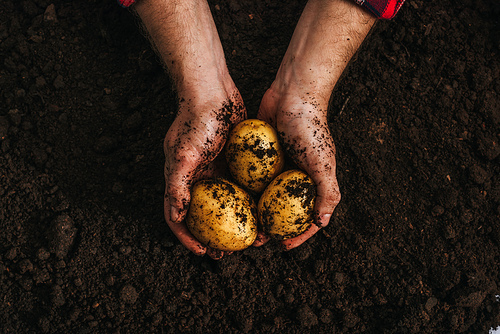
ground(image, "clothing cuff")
xmin=355 ymin=0 xmax=405 ymax=19
xmin=117 ymin=0 xmax=136 ymax=8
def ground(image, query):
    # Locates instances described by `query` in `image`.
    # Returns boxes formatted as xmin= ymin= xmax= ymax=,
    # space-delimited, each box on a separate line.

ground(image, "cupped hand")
xmin=164 ymin=88 xmax=246 ymax=259
xmin=254 ymin=87 xmax=341 ymax=250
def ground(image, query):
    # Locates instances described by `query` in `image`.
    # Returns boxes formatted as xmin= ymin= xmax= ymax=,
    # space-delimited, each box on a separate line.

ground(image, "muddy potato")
xmin=225 ymin=119 xmax=284 ymax=193
xmin=258 ymin=170 xmax=316 ymax=240
xmin=186 ymin=178 xmax=258 ymax=251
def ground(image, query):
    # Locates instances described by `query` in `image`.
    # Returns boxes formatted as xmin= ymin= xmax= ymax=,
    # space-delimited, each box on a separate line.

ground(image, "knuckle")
xmin=331 ymin=189 xmax=341 ymax=206
xmin=166 ymin=181 xmax=183 ymax=198
xmin=164 ymin=162 xmax=170 ymax=179
xmin=319 ymin=187 xmax=341 ymax=208
xmin=163 ymin=134 xmax=174 ymax=152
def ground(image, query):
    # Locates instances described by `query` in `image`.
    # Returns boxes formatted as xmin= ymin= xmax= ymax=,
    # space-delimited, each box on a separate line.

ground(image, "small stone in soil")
xmin=37 ymin=248 xmax=51 ymax=261
xmin=47 ymin=214 xmax=77 ymax=259
xmin=0 ymin=116 xmax=9 ymax=139
xmin=120 ymin=284 xmax=138 ymax=304
xmin=51 ymin=285 xmax=66 ymax=307
xmin=319 ymin=308 xmax=333 ymax=324
xmin=296 ymin=305 xmax=318 ymax=327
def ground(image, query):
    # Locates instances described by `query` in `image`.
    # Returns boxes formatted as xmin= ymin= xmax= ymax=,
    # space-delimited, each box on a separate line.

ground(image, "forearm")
xmin=134 ymin=0 xmax=233 ymax=99
xmin=273 ymin=0 xmax=376 ymax=104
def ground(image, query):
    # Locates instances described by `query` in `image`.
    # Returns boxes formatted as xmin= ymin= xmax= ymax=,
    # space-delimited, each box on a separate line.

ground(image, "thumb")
xmin=257 ymin=89 xmax=279 ymax=128
xmin=167 ymin=154 xmax=226 ymax=222
xmin=257 ymin=107 xmax=276 ymax=128
xmin=164 ymin=161 xmax=196 ymax=224
xmin=313 ymin=176 xmax=341 ymax=228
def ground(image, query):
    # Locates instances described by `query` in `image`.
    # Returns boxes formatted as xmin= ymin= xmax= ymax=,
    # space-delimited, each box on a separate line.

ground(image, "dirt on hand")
xmin=1 ymin=0 xmax=499 ymax=333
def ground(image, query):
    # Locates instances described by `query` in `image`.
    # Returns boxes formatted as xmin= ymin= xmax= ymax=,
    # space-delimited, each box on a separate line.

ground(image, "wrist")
xmin=271 ymin=0 xmax=376 ymax=105
xmin=176 ymin=64 xmax=236 ymax=103
xmin=271 ymin=65 xmax=332 ymax=108
xmin=136 ymin=0 xmax=235 ymax=100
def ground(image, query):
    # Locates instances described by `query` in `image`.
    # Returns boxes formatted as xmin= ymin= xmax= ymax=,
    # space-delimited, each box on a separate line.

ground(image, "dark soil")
xmin=1 ymin=0 xmax=499 ymax=333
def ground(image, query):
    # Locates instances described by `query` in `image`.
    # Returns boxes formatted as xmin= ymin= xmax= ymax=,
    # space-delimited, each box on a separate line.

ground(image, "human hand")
xmin=164 ymin=88 xmax=246 ymax=259
xmin=254 ymin=87 xmax=341 ymax=250
xmin=250 ymin=0 xmax=376 ymax=250
xmin=135 ymin=0 xmax=251 ymax=259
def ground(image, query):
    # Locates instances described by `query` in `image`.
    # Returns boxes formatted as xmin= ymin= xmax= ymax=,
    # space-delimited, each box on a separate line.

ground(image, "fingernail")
xmin=319 ymin=214 xmax=332 ymax=227
xmin=170 ymin=206 xmax=179 ymax=222
xmin=193 ymin=245 xmax=206 ymax=256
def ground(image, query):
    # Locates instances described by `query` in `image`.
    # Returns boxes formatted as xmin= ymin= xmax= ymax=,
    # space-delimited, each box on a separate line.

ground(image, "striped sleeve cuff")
xmin=355 ymin=0 xmax=405 ymax=19
xmin=117 ymin=0 xmax=136 ymax=8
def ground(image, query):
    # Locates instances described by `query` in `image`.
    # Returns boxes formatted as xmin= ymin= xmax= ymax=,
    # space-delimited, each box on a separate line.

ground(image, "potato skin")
xmin=186 ymin=178 xmax=258 ymax=251
xmin=225 ymin=119 xmax=284 ymax=193
xmin=258 ymin=170 xmax=316 ymax=240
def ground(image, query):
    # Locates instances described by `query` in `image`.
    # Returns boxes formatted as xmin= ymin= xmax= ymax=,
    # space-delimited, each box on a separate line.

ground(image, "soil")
xmin=1 ymin=0 xmax=499 ymax=333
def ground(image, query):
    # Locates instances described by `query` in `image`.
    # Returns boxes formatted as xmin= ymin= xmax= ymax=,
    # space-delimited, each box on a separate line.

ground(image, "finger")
xmin=206 ymin=248 xmax=224 ymax=260
xmin=257 ymin=91 xmax=278 ymax=127
xmin=252 ymin=232 xmax=271 ymax=247
xmin=163 ymin=179 xmax=208 ymax=257
xmin=257 ymin=108 xmax=276 ymax=128
xmin=290 ymin=123 xmax=341 ymax=228
xmin=312 ymin=176 xmax=341 ymax=226
xmin=198 ymin=154 xmax=227 ymax=180
xmin=164 ymin=157 xmax=197 ymax=223
xmin=281 ymin=224 xmax=321 ymax=251
xmin=164 ymin=203 xmax=207 ymax=256
xmin=278 ymin=173 xmax=340 ymax=250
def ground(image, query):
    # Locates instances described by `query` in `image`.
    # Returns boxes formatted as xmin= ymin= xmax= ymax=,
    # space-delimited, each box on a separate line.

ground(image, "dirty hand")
xmin=164 ymin=90 xmax=246 ymax=259
xmin=135 ymin=0 xmax=250 ymax=258
xmin=255 ymin=86 xmax=341 ymax=250
xmin=251 ymin=0 xmax=376 ymax=250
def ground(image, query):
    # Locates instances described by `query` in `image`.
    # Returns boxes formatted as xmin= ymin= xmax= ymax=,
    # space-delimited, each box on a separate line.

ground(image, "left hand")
xmin=163 ymin=88 xmax=246 ymax=260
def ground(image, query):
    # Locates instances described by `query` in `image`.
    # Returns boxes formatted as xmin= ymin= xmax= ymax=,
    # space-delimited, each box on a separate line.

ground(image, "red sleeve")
xmin=355 ymin=0 xmax=405 ymax=19
xmin=117 ymin=0 xmax=135 ymax=8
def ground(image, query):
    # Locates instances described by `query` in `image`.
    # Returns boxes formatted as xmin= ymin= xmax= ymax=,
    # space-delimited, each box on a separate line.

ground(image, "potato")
xmin=225 ymin=119 xmax=284 ymax=193
xmin=186 ymin=178 xmax=258 ymax=251
xmin=258 ymin=170 xmax=316 ymax=240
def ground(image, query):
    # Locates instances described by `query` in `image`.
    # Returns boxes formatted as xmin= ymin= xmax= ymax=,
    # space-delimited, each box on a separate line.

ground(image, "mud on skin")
xmin=164 ymin=92 xmax=245 ymax=215
xmin=1 ymin=0 xmax=499 ymax=333
xmin=278 ymin=112 xmax=336 ymax=176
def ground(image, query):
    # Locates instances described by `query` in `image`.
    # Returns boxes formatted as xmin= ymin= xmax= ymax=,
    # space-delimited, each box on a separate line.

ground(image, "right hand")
xmin=163 ymin=88 xmax=246 ymax=259
xmin=253 ymin=86 xmax=341 ymax=250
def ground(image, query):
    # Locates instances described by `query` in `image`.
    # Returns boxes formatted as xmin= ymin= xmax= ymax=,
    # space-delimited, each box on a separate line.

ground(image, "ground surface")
xmin=1 ymin=0 xmax=500 ymax=333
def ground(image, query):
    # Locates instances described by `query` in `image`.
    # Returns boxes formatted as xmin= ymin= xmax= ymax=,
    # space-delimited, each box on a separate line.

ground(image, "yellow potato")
xmin=186 ymin=178 xmax=258 ymax=251
xmin=225 ymin=119 xmax=284 ymax=193
xmin=258 ymin=170 xmax=316 ymax=240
